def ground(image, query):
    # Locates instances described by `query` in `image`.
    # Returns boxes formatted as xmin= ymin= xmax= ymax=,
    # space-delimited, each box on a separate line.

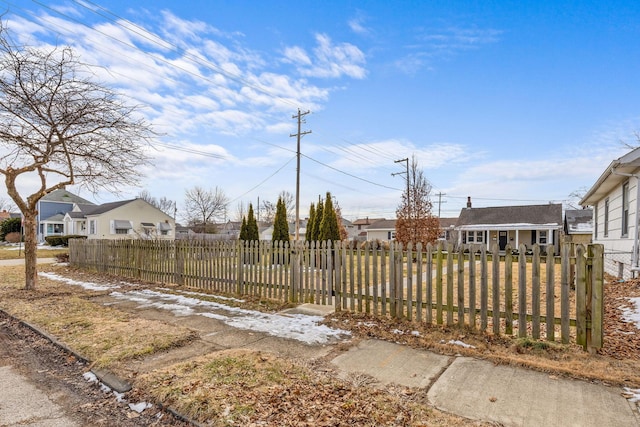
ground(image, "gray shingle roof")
xmin=457 ymin=204 xmax=562 ymax=227
xmin=84 ymin=200 xmax=135 ymax=216
xmin=564 ymin=209 xmax=593 ymax=234
xmin=41 ymin=189 xmax=94 ymax=205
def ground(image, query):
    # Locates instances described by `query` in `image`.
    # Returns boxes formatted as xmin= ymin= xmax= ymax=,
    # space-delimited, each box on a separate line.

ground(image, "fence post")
xmin=492 ymin=243 xmax=500 ymax=335
xmin=587 ymin=244 xmax=604 ymax=352
xmin=561 ymin=243 xmax=571 ymax=343
xmin=546 ymin=244 xmax=555 ymax=341
xmin=518 ymin=244 xmax=528 ymax=338
xmin=575 ymin=244 xmax=587 ymax=347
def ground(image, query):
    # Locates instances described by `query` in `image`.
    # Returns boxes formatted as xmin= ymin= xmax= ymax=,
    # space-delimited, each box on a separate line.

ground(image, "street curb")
xmin=0 ymin=308 xmax=201 ymax=426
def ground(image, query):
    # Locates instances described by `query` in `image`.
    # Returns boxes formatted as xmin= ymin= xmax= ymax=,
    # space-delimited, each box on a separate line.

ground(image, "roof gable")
xmin=581 ymin=146 xmax=640 ymax=205
xmin=457 ymin=204 xmax=562 ymax=227
xmin=41 ymin=189 xmax=94 ymax=205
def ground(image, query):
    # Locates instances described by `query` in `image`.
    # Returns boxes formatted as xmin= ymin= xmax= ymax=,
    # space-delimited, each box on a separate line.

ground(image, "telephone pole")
xmin=392 ymin=158 xmax=410 ymax=218
xmin=436 ymin=192 xmax=447 ymax=217
xmin=290 ymin=108 xmax=311 ymax=241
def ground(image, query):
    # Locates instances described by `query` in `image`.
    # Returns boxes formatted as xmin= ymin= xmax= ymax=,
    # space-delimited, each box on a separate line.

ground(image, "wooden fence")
xmin=69 ymin=239 xmax=604 ymax=351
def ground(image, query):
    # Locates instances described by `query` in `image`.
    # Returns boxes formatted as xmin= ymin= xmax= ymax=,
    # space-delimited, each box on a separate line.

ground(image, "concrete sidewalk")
xmin=330 ymin=338 xmax=639 ymax=427
xmin=127 ymin=300 xmax=640 ymax=427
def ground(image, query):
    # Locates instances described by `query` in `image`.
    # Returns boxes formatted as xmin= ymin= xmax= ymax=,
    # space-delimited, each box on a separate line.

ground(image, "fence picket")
xmin=68 ymin=239 xmax=603 ymax=351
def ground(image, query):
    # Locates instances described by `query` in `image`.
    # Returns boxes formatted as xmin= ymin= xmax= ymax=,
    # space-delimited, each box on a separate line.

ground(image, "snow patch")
xmin=621 ymin=297 xmax=640 ymax=329
xmin=446 ymin=339 xmax=476 ymax=349
xmin=39 ymin=272 xmax=117 ymax=291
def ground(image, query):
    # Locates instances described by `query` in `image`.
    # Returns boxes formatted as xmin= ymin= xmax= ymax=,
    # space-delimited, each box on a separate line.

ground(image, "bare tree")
xmin=279 ymin=190 xmax=296 ymax=222
xmin=137 ymin=190 xmax=175 ymax=217
xmin=0 ymin=23 xmax=153 ymax=290
xmin=233 ymin=201 xmax=246 ymax=222
xmin=0 ymin=196 xmax=16 ymax=212
xmin=183 ymin=186 xmax=229 ymax=232
xmin=567 ymin=187 xmax=588 ymax=210
xmin=395 ymin=155 xmax=440 ymax=246
xmin=260 ymin=200 xmax=276 ymax=223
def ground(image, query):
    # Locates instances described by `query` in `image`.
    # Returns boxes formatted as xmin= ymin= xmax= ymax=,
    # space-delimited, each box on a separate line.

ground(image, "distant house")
xmin=366 ymin=219 xmax=397 ymax=242
xmin=438 ymin=217 xmax=459 ymax=244
xmin=352 ymin=217 xmax=385 ymax=241
xmin=455 ymin=198 xmax=563 ymax=252
xmin=37 ymin=189 xmax=95 ymax=242
xmin=63 ymin=198 xmax=175 ymax=240
xmin=580 ymin=146 xmax=640 ymax=279
xmin=563 ymin=209 xmax=593 ymax=245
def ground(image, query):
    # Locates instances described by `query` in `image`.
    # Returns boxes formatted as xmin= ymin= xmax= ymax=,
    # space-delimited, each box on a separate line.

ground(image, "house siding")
xmin=592 ymin=176 xmax=638 ymax=279
xmin=86 ymin=199 xmax=175 ymax=240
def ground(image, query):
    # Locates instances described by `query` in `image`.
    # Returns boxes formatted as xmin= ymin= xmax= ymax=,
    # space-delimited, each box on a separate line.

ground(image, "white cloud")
xmin=283 ymin=33 xmax=367 ymax=79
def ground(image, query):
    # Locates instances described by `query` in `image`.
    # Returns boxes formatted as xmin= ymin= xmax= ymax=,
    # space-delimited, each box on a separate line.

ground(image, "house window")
xmin=538 ymin=230 xmax=548 ymax=245
xmin=387 ymin=231 xmax=396 ymax=240
xmin=466 ymin=231 xmax=483 ymax=243
xmin=622 ymin=181 xmax=630 ymax=237
xmin=113 ymin=220 xmax=132 ymax=235
xmin=594 ymin=205 xmax=598 ymax=238
xmin=604 ymin=198 xmax=609 ymax=237
xmin=89 ymin=220 xmax=96 ymax=235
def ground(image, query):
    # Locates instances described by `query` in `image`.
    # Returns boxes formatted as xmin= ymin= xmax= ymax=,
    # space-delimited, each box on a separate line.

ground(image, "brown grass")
xmin=136 ymin=349 xmax=474 ymax=426
xmin=0 ymin=245 xmax=69 ymax=260
xmin=0 ymin=265 xmax=196 ymax=367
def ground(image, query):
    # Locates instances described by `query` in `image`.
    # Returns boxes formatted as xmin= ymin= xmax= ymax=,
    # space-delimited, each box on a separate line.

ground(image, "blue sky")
xmin=1 ymin=0 xmax=639 ymax=222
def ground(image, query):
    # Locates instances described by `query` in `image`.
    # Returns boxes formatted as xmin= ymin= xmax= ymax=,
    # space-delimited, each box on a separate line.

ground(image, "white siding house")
xmin=580 ymin=147 xmax=640 ymax=279
xmin=64 ymin=198 xmax=175 ymax=240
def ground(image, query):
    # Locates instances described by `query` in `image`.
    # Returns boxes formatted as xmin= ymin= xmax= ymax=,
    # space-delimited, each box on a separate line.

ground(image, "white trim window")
xmin=538 ymin=230 xmax=548 ymax=245
xmin=466 ymin=231 xmax=484 ymax=243
xmin=111 ymin=220 xmax=133 ymax=235
xmin=89 ymin=220 xmax=97 ymax=235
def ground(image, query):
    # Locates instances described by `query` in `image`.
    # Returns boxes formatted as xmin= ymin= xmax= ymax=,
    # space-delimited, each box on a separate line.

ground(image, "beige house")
xmin=366 ymin=219 xmax=397 ymax=242
xmin=64 ymin=198 xmax=174 ymax=240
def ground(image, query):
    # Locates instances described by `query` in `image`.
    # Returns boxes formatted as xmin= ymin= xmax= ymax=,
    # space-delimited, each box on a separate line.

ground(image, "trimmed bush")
xmin=44 ymin=234 xmax=87 ymax=247
xmin=4 ymin=231 xmax=22 ymax=243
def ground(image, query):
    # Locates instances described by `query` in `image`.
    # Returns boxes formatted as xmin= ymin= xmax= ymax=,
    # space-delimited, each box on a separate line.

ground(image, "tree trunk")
xmin=23 ymin=211 xmax=38 ymax=290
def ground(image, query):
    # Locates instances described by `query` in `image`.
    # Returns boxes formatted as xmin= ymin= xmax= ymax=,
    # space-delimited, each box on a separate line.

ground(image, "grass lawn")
xmin=0 ymin=244 xmax=69 ymax=260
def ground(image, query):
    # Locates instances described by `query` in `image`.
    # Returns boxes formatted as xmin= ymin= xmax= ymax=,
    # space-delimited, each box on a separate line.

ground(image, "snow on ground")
xmin=5 ymin=244 xmax=64 ymax=251
xmin=83 ymin=372 xmax=151 ymax=412
xmin=109 ymin=289 xmax=349 ymax=345
xmin=621 ymin=297 xmax=640 ymax=329
xmin=40 ymin=272 xmax=349 ymax=345
xmin=39 ymin=272 xmax=116 ymax=291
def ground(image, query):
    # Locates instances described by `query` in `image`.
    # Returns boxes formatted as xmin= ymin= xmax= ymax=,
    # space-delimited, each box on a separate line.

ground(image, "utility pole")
xmin=392 ymin=158 xmax=410 ymax=219
xmin=290 ymin=108 xmax=311 ymax=241
xmin=436 ymin=192 xmax=447 ymax=217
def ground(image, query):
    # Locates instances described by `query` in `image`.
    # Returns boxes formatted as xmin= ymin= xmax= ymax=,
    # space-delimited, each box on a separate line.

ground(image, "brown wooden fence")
xmin=69 ymin=239 xmax=604 ymax=351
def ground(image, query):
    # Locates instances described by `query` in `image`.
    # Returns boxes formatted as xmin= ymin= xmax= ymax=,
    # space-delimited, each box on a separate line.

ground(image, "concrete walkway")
xmin=330 ymin=337 xmax=639 ymax=427
xmin=0 ymin=366 xmax=80 ymax=426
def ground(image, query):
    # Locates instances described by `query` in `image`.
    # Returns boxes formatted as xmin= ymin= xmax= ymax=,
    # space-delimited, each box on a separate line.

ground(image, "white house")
xmin=455 ymin=198 xmax=563 ymax=253
xmin=366 ymin=219 xmax=397 ymax=242
xmin=580 ymin=147 xmax=640 ymax=279
xmin=64 ymin=198 xmax=175 ymax=240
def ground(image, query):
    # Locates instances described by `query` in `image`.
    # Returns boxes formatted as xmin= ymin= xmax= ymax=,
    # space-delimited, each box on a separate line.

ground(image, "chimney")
xmin=466 ymin=197 xmax=472 ymax=208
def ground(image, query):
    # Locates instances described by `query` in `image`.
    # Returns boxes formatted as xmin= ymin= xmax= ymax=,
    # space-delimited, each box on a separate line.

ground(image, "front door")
xmin=499 ymin=231 xmax=508 ymax=250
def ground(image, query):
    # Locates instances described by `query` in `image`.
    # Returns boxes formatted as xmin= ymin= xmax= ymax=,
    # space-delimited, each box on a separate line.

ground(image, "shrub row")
xmin=44 ymin=235 xmax=87 ymax=247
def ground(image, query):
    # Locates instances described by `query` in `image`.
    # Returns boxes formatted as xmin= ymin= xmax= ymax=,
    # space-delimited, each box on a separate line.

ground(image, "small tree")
xmin=272 ymin=197 xmax=290 ymax=244
xmin=0 ymin=23 xmax=154 ymax=290
xmin=310 ymin=195 xmax=324 ymax=242
xmin=0 ymin=217 xmax=20 ymax=241
xmin=319 ymin=192 xmax=341 ymax=242
xmin=395 ymin=155 xmax=440 ymax=246
xmin=305 ymin=202 xmax=316 ymax=243
xmin=239 ymin=217 xmax=248 ymax=241
xmin=246 ymin=203 xmax=259 ymax=241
